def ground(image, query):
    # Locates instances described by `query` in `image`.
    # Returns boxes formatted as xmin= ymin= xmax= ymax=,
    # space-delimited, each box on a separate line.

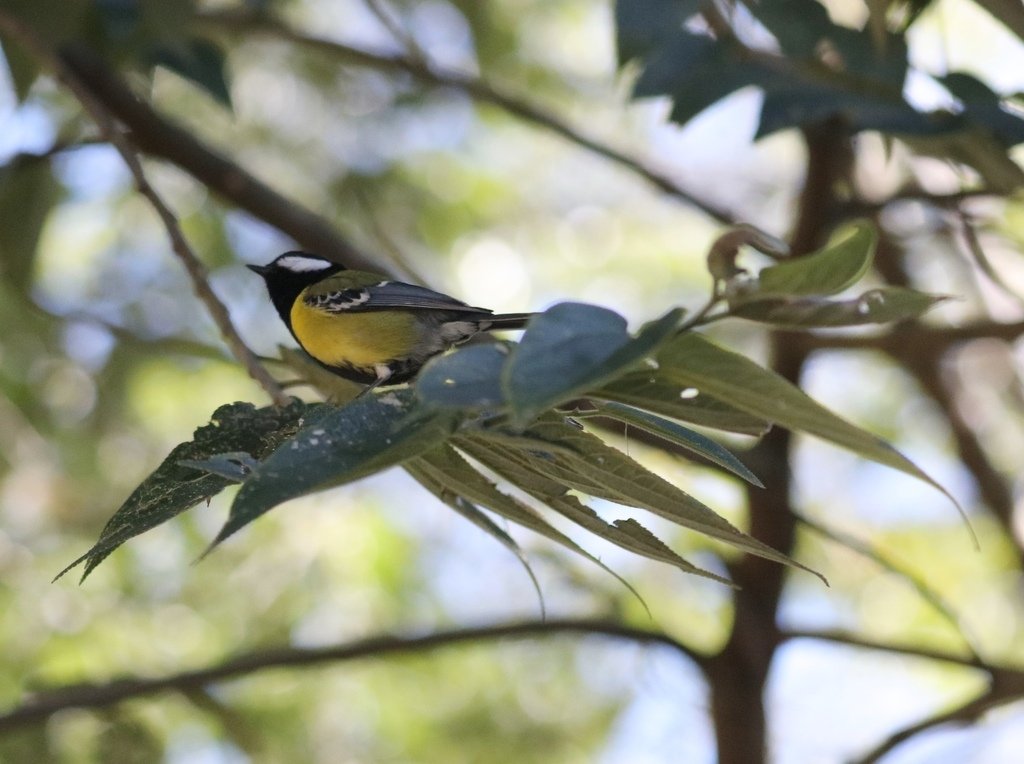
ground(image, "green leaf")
xmin=591 ymin=400 xmax=764 ymax=487
xmin=214 ymin=390 xmax=459 ymax=548
xmin=756 ymin=221 xmax=877 ymax=297
xmin=626 ymin=23 xmax=933 ymax=138
xmin=634 ymin=33 xmax=768 ymax=126
xmin=59 ymin=400 xmax=320 ymax=581
xmin=615 ymin=0 xmax=704 ymax=63
xmin=458 ymin=436 xmax=732 ymax=584
xmin=748 ymin=0 xmax=833 ymax=57
xmin=655 ymin=333 xmax=971 ymax=534
xmin=410 ymin=445 xmax=651 ymax=599
xmin=503 ymin=303 xmax=684 ymax=427
xmin=590 ymin=372 xmax=771 ymax=436
xmin=416 ymin=343 xmax=509 ymax=409
xmin=730 ymin=288 xmax=949 ymax=327
xmin=474 ymin=416 xmax=824 ymax=581
xmin=150 ymin=38 xmax=233 ymax=108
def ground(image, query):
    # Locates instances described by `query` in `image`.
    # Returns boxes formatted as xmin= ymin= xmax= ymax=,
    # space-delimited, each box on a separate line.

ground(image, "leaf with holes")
xmin=213 ymin=390 xmax=459 ymax=549
xmin=60 ymin=400 xmax=322 ymax=581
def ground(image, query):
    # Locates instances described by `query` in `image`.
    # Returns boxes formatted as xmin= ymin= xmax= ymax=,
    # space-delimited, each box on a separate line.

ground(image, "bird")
xmin=248 ymin=251 xmax=535 ymax=390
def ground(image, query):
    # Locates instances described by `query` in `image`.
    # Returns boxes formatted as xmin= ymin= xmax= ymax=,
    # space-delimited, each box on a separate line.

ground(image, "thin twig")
xmin=351 ymin=188 xmax=429 ymax=284
xmin=779 ymin=629 xmax=995 ymax=670
xmin=0 ymin=618 xmax=707 ymax=731
xmin=2 ymin=135 xmax=105 ymax=167
xmin=842 ymin=187 xmax=998 ymax=216
xmin=0 ymin=15 xmax=290 ymax=406
xmin=57 ymin=44 xmax=382 ymax=273
xmin=362 ymin=0 xmax=428 ymax=63
xmin=956 ymin=207 xmax=1024 ymax=308
xmin=788 ymin=318 xmax=1024 ymax=353
xmin=851 ymin=681 xmax=1024 ymax=764
xmin=198 ymin=9 xmax=738 ymax=225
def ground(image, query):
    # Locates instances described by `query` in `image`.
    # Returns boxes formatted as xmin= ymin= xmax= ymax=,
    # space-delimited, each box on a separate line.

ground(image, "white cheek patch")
xmin=276 ymin=255 xmax=335 ymax=273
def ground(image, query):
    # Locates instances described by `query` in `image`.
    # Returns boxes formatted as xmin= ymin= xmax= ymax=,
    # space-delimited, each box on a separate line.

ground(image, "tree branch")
xmin=55 ymin=44 xmax=383 ymax=274
xmin=852 ymin=674 xmax=1024 ymax=764
xmin=782 ymin=627 xmax=1024 ymax=762
xmin=842 ymin=188 xmax=999 ymax=216
xmin=198 ymin=9 xmax=738 ymax=226
xmin=787 ymin=319 xmax=1024 ymax=353
xmin=0 ymin=14 xmax=290 ymax=407
xmin=779 ymin=629 xmax=995 ymax=671
xmin=0 ymin=618 xmax=707 ymax=732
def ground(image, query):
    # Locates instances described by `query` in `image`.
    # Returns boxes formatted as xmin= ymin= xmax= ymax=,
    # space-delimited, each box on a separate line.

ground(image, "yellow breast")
xmin=290 ymin=300 xmax=418 ymax=368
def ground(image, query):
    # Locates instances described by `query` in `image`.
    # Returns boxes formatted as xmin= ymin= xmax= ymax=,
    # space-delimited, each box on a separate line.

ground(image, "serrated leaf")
xmin=656 ymin=333 xmax=971 ymax=535
xmin=150 ymin=38 xmax=232 ymax=108
xmin=461 ymin=428 xmax=579 ymax=459
xmin=615 ymin=0 xmax=704 ymax=64
xmin=626 ymin=21 xmax=933 ymax=137
xmin=748 ymin=0 xmax=833 ymax=57
xmin=473 ymin=416 xmax=823 ymax=581
xmin=634 ymin=33 xmax=768 ymax=126
xmin=416 ymin=343 xmax=509 ymax=409
xmin=405 ymin=458 xmax=545 ymax=615
xmin=59 ymin=400 xmax=319 ymax=581
xmin=590 ymin=372 xmax=771 ymax=436
xmin=757 ymin=221 xmax=877 ymax=297
xmin=503 ymin=304 xmax=684 ymax=427
xmin=214 ymin=390 xmax=459 ymax=548
xmin=458 ymin=436 xmax=732 ymax=583
xmin=592 ymin=401 xmax=764 ymax=487
xmin=731 ymin=288 xmax=948 ymax=327
xmin=410 ymin=445 xmax=650 ymax=598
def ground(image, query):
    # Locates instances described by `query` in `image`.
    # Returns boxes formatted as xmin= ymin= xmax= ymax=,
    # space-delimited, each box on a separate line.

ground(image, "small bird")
xmin=248 ymin=251 xmax=534 ymax=389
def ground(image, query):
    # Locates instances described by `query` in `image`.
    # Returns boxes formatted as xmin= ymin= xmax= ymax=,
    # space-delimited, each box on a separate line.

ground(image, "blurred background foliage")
xmin=1 ymin=0 xmax=1024 ymax=761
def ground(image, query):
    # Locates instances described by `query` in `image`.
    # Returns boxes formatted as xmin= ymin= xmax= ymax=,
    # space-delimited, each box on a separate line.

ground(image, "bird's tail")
xmin=484 ymin=312 xmax=536 ymax=331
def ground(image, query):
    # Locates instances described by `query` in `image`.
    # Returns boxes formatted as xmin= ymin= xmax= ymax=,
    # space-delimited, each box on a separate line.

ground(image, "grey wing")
xmin=306 ymin=281 xmax=492 ymax=314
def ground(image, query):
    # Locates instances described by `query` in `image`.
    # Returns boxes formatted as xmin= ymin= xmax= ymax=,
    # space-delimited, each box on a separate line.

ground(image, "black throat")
xmin=259 ymin=259 xmax=345 ymax=331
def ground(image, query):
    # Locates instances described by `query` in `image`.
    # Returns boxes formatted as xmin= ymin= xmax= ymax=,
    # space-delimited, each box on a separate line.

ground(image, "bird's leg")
xmin=352 ymin=364 xmax=393 ymax=400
